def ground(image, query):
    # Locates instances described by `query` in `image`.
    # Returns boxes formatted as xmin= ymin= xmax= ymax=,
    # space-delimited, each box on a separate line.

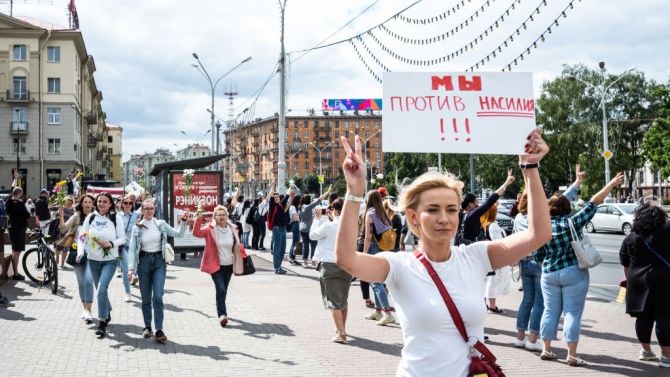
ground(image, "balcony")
xmin=85 ymin=111 xmax=97 ymax=125
xmin=96 ymin=151 xmax=103 ymax=160
xmin=9 ymin=121 xmax=28 ymax=134
xmin=5 ymin=90 xmax=30 ymax=102
xmin=87 ymin=135 xmax=97 ymax=147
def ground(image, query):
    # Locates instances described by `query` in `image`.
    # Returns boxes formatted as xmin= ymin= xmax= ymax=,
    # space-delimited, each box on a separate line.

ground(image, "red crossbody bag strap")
xmin=413 ymin=249 xmax=497 ymax=363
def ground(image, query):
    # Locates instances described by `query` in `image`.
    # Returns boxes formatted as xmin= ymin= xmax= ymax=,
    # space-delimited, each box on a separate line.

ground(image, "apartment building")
xmin=0 ymin=14 xmax=106 ymax=197
xmin=105 ymin=122 xmax=122 ymax=182
xmin=223 ymin=111 xmax=384 ymax=197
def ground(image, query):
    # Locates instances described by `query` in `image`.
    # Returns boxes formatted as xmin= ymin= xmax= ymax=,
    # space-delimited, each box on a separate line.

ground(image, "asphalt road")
xmin=585 ymin=232 xmax=627 ymax=303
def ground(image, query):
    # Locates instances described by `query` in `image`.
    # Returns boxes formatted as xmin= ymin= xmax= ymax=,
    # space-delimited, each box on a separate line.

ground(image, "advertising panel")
xmin=170 ymin=171 xmax=222 ymax=247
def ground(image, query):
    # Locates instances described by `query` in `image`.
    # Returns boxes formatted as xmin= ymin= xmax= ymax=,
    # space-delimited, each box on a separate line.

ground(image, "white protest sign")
xmin=382 ymin=72 xmax=536 ymax=155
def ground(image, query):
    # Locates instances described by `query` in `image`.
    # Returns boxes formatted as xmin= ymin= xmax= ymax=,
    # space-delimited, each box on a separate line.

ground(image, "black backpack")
xmin=245 ymin=207 xmax=257 ymax=225
xmin=455 ymin=213 xmax=487 ymax=246
xmin=253 ymin=207 xmax=262 ymax=223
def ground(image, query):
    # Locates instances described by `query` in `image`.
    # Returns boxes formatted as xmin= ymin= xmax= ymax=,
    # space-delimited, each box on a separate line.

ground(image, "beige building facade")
xmin=0 ymin=14 xmax=107 ymax=197
xmin=105 ymin=122 xmax=122 ymax=182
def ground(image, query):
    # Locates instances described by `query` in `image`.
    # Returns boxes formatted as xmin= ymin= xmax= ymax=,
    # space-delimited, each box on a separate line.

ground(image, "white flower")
xmin=376 ymin=173 xmax=384 ymax=180
xmin=370 ymin=179 xmax=376 ymax=184
xmin=289 ymin=179 xmax=295 ymax=185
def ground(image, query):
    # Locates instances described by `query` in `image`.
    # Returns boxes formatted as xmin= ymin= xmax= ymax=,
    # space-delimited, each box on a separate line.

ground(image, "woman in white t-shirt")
xmin=334 ymin=129 xmax=552 ymax=377
xmin=480 ymin=204 xmax=512 ymax=314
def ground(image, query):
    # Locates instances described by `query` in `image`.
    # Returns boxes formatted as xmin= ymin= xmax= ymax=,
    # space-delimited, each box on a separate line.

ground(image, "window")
xmin=284 ymin=131 xmax=288 ymax=138
xmin=108 ymin=135 xmax=113 ymax=143
xmin=345 ymin=131 xmax=349 ymax=138
xmin=376 ymin=152 xmax=380 ymax=158
xmin=47 ymin=46 xmax=60 ymax=62
xmin=335 ymin=151 xmax=340 ymax=158
xmin=48 ymin=138 xmax=61 ymax=154
xmin=294 ymin=162 xmax=299 ymax=170
xmin=314 ymin=120 xmax=319 ymax=127
xmin=13 ymin=138 xmax=26 ymax=153
xmin=375 ymin=121 xmax=380 ymax=128
xmin=304 ymin=121 xmax=309 ymax=128
xmin=48 ymin=78 xmax=61 ymax=93
xmin=293 ymin=142 xmax=299 ymax=149
xmin=365 ymin=121 xmax=370 ymax=128
xmin=366 ymin=131 xmax=370 ymax=138
xmin=304 ymin=151 xmax=309 ymax=158
xmin=303 ymin=131 xmax=308 ymax=138
xmin=294 ymin=121 xmax=298 ymax=128
xmin=334 ymin=120 xmax=339 ymax=128
xmin=315 ymin=132 xmax=319 ymax=139
xmin=653 ymin=170 xmax=659 ymax=184
xmin=335 ymin=131 xmax=339 ymax=138
xmin=355 ymin=121 xmax=359 ymax=128
xmin=325 ymin=152 xmax=330 ymax=159
xmin=303 ymin=142 xmax=309 ymax=149
xmin=47 ymin=108 xmax=61 ymax=124
xmin=13 ymin=45 xmax=27 ymax=60
xmin=366 ymin=151 xmax=370 ymax=158
xmin=13 ymin=76 xmax=27 ymax=99
xmin=108 ymin=148 xmax=113 ymax=154
xmin=638 ymin=171 xmax=644 ymax=184
xmin=325 ymin=121 xmax=329 ymax=128
xmin=304 ymin=162 xmax=309 ymax=169
xmin=344 ymin=121 xmax=349 ymax=128
xmin=293 ymin=132 xmax=298 ymax=139
xmin=375 ymin=141 xmax=380 ymax=147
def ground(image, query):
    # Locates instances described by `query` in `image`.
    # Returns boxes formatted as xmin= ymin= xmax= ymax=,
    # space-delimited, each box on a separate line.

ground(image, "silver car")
xmin=586 ymin=203 xmax=638 ymax=235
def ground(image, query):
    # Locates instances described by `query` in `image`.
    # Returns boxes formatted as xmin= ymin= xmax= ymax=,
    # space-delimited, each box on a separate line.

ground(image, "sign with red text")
xmin=382 ymin=72 xmax=536 ymax=154
xmin=171 ymin=171 xmax=222 ymax=247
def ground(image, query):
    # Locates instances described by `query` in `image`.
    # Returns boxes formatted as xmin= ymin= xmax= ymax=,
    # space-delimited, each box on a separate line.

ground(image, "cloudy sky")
xmin=8 ymin=0 xmax=670 ymax=161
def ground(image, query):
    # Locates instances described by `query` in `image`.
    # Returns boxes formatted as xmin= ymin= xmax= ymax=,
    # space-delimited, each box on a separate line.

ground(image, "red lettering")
xmin=405 ymin=97 xmax=416 ymax=111
xmin=506 ymin=98 xmax=517 ymax=111
xmin=431 ymin=76 xmax=454 ymax=91
xmin=414 ymin=97 xmax=427 ymax=111
xmin=454 ymin=96 xmax=465 ymax=111
xmin=458 ymin=76 xmax=482 ymax=91
xmin=390 ymin=96 xmax=403 ymax=111
xmin=491 ymin=97 xmax=500 ymax=110
xmin=424 ymin=95 xmax=435 ymax=110
xmin=437 ymin=96 xmax=451 ymax=111
xmin=479 ymin=96 xmax=490 ymax=110
xmin=525 ymin=99 xmax=535 ymax=112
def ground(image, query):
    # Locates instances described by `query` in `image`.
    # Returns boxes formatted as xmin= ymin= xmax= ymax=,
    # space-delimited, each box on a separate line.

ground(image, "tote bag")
xmin=568 ymin=218 xmax=603 ymax=269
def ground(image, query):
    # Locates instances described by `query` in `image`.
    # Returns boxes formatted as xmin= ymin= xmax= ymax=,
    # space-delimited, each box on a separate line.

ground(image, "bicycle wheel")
xmin=46 ymin=250 xmax=58 ymax=294
xmin=22 ymin=248 xmax=48 ymax=284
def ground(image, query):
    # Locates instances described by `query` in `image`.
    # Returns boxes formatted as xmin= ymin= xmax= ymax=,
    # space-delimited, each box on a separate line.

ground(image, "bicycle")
xmin=21 ymin=222 xmax=59 ymax=294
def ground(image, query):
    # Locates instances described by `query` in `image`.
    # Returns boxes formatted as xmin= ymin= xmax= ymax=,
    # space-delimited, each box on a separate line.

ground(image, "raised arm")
xmin=564 ymin=164 xmax=585 ymax=200
xmin=494 ymin=169 xmax=515 ymax=196
xmin=334 ymin=136 xmax=389 ymax=282
xmin=488 ymin=129 xmax=553 ymax=269
xmin=590 ymin=172 xmax=624 ymax=205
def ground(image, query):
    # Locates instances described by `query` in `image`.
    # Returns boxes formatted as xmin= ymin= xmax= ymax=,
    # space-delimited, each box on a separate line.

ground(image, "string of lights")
xmin=350 ymin=38 xmax=383 ymax=83
xmin=394 ymin=0 xmax=473 ymax=24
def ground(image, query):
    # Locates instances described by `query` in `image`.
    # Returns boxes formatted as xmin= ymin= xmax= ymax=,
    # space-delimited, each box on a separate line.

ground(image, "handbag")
xmin=640 ymin=237 xmax=670 ymax=268
xmin=413 ymin=250 xmax=506 ymax=377
xmin=241 ymin=255 xmax=256 ymax=275
xmin=66 ymin=250 xmax=87 ymax=266
xmin=55 ymin=230 xmax=76 ymax=249
xmin=568 ymin=218 xmax=603 ymax=269
xmin=164 ymin=243 xmax=175 ymax=264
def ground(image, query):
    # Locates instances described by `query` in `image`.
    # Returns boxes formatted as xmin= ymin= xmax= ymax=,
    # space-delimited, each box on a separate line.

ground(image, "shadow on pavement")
xmin=230 ymin=318 xmax=296 ymax=340
xmin=0 ymin=308 xmax=36 ymax=321
xmin=345 ymin=335 xmax=403 ymax=357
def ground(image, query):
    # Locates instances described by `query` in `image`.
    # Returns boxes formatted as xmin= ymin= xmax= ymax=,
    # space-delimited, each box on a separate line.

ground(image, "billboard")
xmin=170 ymin=171 xmax=222 ymax=247
xmin=321 ymin=98 xmax=382 ymax=111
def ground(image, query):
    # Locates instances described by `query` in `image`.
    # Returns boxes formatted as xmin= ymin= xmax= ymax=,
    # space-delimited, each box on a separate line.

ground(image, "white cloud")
xmin=8 ymin=0 xmax=670 ymax=161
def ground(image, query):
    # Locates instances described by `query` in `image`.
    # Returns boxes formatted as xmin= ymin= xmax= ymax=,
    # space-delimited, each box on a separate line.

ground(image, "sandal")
xmin=566 ymin=355 xmax=587 ymax=366
xmin=364 ymin=299 xmax=374 ymax=308
xmin=540 ymin=350 xmax=557 ymax=360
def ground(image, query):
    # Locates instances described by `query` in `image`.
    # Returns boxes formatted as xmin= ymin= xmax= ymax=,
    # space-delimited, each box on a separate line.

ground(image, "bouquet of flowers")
xmin=134 ymin=167 xmax=146 ymax=189
xmin=183 ymin=169 xmax=194 ymax=198
xmin=79 ymin=231 xmax=121 ymax=260
xmin=50 ymin=180 xmax=68 ymax=206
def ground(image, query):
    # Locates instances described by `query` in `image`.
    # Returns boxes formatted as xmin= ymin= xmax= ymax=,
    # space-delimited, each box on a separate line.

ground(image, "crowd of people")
xmin=1 ymin=130 xmax=669 ymax=373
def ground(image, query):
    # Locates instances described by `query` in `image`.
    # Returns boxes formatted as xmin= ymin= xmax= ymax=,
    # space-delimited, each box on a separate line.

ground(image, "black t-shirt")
xmin=34 ymin=196 xmax=51 ymax=221
xmin=6 ymin=198 xmax=30 ymax=228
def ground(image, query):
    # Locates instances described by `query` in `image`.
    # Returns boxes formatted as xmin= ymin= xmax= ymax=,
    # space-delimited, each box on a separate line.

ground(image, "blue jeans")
xmin=517 ymin=258 xmax=544 ymax=333
xmin=242 ymin=232 xmax=251 ymax=248
xmin=288 ymin=222 xmax=300 ymax=260
xmin=271 ymin=226 xmax=287 ymax=270
xmin=300 ymin=232 xmax=318 ymax=260
xmin=72 ymin=260 xmax=94 ymax=303
xmin=368 ymin=243 xmax=390 ymax=309
xmin=540 ymin=264 xmax=589 ymax=343
xmin=117 ymin=246 xmax=131 ymax=294
xmin=211 ymin=265 xmax=233 ymax=317
xmin=88 ymin=259 xmax=116 ymax=320
xmin=138 ymin=253 xmax=167 ymax=330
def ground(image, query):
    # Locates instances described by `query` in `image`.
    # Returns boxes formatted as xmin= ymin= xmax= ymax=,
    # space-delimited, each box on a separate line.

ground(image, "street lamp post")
xmin=286 ymin=149 xmax=302 ymax=178
xmin=361 ymin=129 xmax=382 ymax=193
xmin=310 ymin=142 xmax=331 ymax=195
xmin=191 ymin=54 xmax=252 ymax=170
xmin=14 ymin=108 xmax=21 ymax=179
xmin=277 ymin=0 xmax=289 ymax=194
xmin=565 ymin=62 xmax=635 ymax=188
xmin=181 ymin=129 xmax=211 ymax=159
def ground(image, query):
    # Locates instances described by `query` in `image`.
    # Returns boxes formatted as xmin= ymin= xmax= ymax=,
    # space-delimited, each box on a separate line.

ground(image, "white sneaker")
xmin=377 ymin=314 xmax=396 ymax=326
xmin=364 ymin=311 xmax=383 ymax=321
xmin=514 ymin=336 xmax=528 ymax=348
xmin=84 ymin=311 xmax=93 ymax=324
xmin=116 ymin=271 xmax=122 ymax=278
xmin=125 ymin=294 xmax=132 ymax=302
xmin=81 ymin=310 xmax=87 ymax=319
xmin=525 ymin=339 xmax=543 ymax=352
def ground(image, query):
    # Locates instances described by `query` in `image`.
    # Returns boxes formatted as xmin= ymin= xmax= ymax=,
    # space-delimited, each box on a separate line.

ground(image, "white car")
xmin=586 ymin=203 xmax=638 ymax=235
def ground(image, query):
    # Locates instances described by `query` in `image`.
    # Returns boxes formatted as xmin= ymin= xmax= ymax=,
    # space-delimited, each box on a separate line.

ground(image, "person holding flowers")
xmin=77 ymin=192 xmax=126 ymax=338
xmin=55 ymin=195 xmax=76 ymax=269
xmin=127 ymin=199 xmax=189 ymax=342
xmin=60 ymin=194 xmax=96 ymax=323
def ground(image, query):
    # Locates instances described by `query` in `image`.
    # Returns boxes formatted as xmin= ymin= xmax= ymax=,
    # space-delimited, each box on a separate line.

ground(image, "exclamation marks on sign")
xmin=440 ymin=118 xmax=471 ymax=142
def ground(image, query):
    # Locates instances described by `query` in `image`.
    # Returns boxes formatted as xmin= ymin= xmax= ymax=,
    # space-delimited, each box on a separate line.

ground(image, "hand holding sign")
xmin=519 ymin=128 xmax=549 ymax=165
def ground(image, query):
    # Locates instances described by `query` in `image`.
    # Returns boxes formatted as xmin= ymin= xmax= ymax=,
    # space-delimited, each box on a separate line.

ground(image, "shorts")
xmin=319 ymin=262 xmax=352 ymax=310
xmin=9 ymin=226 xmax=27 ymax=251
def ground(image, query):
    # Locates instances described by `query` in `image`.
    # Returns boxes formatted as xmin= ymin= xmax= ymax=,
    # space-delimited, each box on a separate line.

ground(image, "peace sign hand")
xmin=341 ymin=136 xmax=366 ymax=194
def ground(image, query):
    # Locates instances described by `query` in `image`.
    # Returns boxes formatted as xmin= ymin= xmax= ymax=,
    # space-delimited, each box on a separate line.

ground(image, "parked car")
xmin=586 ymin=203 xmax=638 ymax=235
xmin=497 ymin=199 xmax=516 ymax=216
xmin=496 ymin=212 xmax=515 ymax=235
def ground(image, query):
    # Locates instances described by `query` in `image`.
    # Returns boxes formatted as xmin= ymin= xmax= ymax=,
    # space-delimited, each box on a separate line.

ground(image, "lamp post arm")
xmin=604 ymin=68 xmax=635 ymax=92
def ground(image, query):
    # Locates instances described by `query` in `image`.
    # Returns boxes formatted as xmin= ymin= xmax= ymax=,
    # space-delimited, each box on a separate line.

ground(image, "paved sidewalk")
xmin=0 ymin=241 xmax=664 ymax=376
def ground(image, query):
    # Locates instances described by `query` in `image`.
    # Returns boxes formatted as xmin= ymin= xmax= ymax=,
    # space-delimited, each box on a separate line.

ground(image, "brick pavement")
xmin=0 ymin=240 xmax=665 ymax=376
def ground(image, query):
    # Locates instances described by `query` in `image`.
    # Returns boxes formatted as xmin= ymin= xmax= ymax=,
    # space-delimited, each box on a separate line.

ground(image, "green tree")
xmin=332 ymin=175 xmax=348 ymax=197
xmin=303 ymin=174 xmax=320 ymax=194
xmin=641 ymin=83 xmax=670 ymax=178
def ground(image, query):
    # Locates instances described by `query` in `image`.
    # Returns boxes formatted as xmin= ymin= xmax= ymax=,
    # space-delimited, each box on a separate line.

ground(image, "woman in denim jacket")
xmin=127 ymin=200 xmax=188 ymax=342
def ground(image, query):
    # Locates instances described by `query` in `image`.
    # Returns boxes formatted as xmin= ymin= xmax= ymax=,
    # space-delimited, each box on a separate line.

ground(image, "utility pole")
xmin=277 ymin=0 xmax=288 ymax=194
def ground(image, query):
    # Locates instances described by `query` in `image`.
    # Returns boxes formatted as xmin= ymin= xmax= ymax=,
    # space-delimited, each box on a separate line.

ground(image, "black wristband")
xmin=109 ymin=241 xmax=114 ymax=248
xmin=519 ymin=162 xmax=540 ymax=169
